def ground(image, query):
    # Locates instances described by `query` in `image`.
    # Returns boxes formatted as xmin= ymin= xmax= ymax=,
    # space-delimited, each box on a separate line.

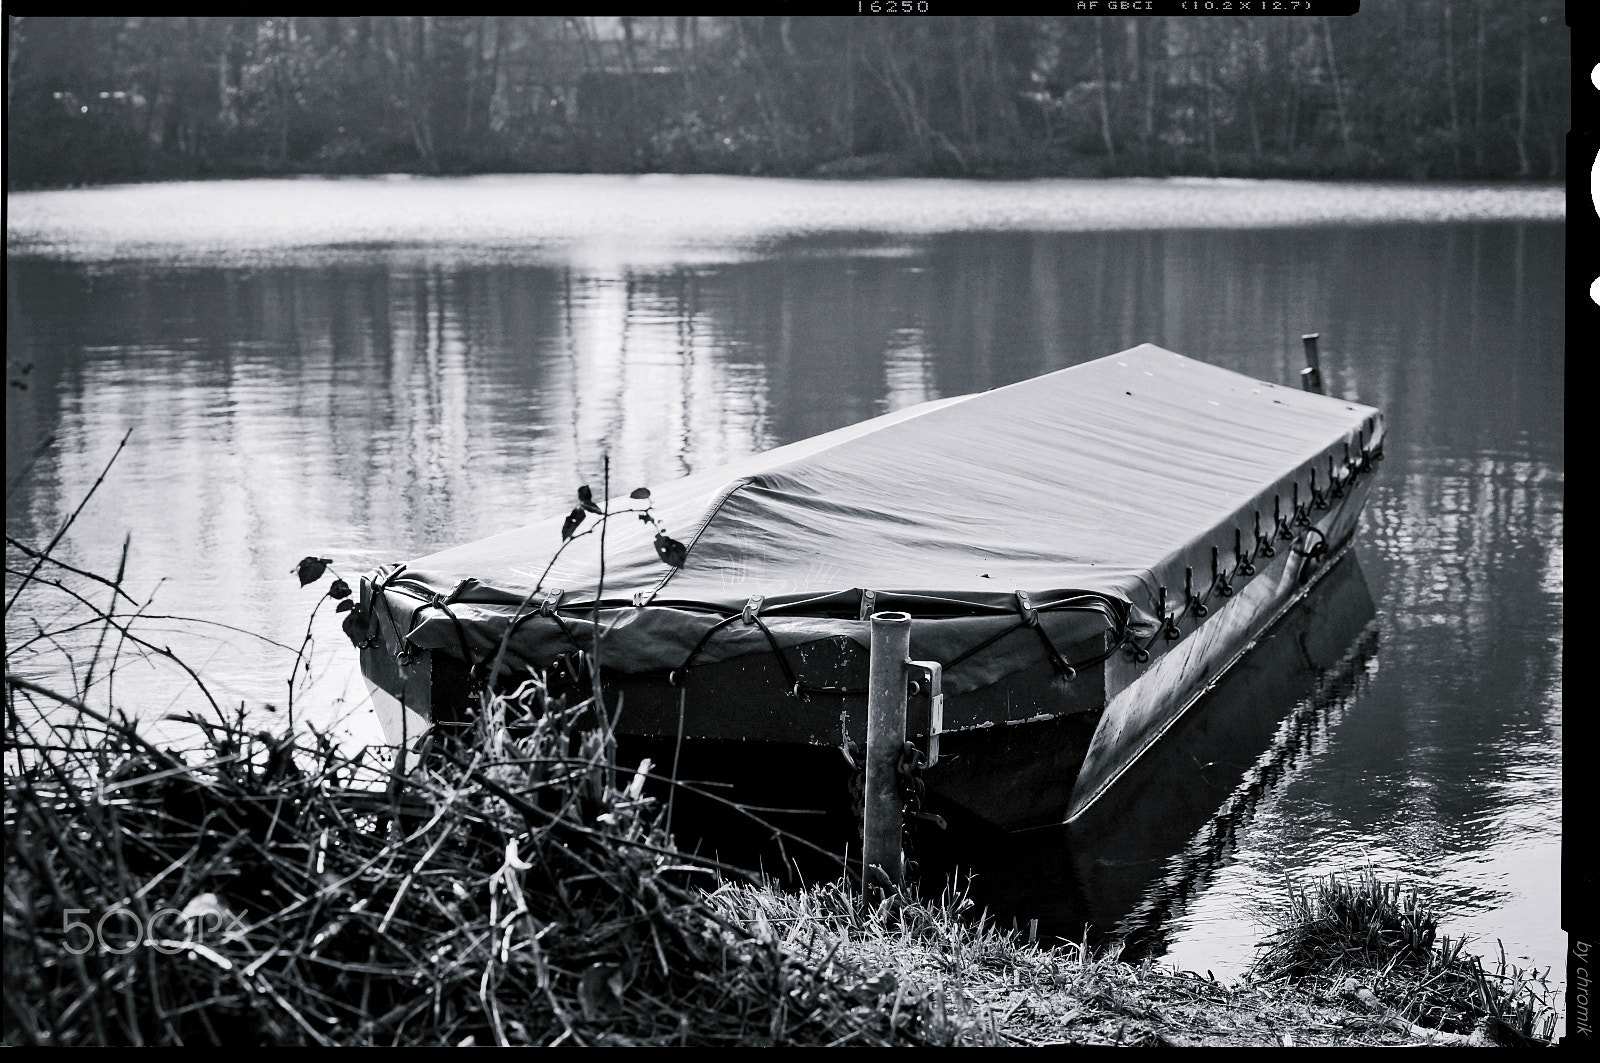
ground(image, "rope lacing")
xmin=1123 ymin=434 xmax=1377 ymax=666
xmin=375 ymin=430 xmax=1379 ymax=698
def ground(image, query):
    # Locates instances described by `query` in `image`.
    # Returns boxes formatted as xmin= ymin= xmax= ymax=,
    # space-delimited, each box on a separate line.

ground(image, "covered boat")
xmin=349 ymin=343 xmax=1383 ymax=837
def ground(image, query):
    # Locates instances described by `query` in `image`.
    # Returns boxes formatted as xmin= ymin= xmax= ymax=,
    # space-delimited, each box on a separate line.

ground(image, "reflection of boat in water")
xmin=925 ymin=549 xmax=1378 ymax=948
xmin=349 ymin=344 xmax=1383 ymax=846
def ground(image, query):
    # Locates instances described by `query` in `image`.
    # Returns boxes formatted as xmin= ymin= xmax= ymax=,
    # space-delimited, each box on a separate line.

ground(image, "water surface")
xmin=5 ymin=176 xmax=1564 ymax=1021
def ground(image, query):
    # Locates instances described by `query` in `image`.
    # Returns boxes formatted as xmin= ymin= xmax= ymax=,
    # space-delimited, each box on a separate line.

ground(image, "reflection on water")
xmin=4 ymin=183 xmax=1563 ymax=1013
xmin=925 ymin=551 xmax=1378 ymax=956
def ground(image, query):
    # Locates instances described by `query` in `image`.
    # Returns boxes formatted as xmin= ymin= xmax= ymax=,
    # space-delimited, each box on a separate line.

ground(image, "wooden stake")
xmin=1300 ymin=333 xmax=1323 ymax=394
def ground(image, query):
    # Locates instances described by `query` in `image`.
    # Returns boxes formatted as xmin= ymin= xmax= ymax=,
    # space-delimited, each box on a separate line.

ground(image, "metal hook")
xmin=1186 ymin=565 xmax=1208 ymax=618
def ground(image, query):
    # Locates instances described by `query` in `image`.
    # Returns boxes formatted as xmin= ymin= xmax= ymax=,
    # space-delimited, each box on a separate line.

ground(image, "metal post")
xmin=864 ymin=610 xmax=911 ymax=892
xmin=1300 ymin=332 xmax=1323 ymax=394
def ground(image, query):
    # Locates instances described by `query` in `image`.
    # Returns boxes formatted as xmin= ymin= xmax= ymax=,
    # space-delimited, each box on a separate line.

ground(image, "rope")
xmin=749 ymin=614 xmax=801 ymax=694
xmin=1031 ymin=621 xmax=1076 ymax=680
xmin=665 ymin=685 xmax=687 ymax=835
xmin=669 ymin=613 xmax=744 ymax=685
xmin=419 ymin=598 xmax=478 ymax=670
xmin=393 ymin=433 xmax=1379 ymax=711
xmin=944 ymin=622 xmax=1028 ymax=670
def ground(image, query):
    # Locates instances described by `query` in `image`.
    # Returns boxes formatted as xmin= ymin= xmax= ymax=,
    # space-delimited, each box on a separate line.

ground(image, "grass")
xmin=1253 ymin=872 xmax=1559 ymax=1045
xmin=3 ymin=676 xmax=1009 ymax=1046
xmin=4 ymin=647 xmax=1564 ymax=1046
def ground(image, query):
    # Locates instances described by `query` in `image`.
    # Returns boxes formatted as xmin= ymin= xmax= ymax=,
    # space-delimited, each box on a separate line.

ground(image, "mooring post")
xmin=1300 ymin=332 xmax=1323 ymax=394
xmin=864 ymin=610 xmax=912 ymax=893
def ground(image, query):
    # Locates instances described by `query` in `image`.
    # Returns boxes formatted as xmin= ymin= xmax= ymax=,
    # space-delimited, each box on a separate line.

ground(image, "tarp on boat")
xmin=359 ymin=344 xmax=1383 ymax=695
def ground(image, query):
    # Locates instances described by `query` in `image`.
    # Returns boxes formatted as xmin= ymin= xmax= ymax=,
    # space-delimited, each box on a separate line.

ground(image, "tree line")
xmin=5 ymin=7 xmax=1568 ymax=189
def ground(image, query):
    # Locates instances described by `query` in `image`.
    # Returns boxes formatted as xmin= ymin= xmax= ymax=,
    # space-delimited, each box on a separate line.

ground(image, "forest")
xmin=5 ymin=6 xmax=1570 ymax=189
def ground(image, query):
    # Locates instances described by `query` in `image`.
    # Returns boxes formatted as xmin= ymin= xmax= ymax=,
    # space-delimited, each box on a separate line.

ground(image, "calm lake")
xmin=5 ymin=176 xmax=1564 ymax=1010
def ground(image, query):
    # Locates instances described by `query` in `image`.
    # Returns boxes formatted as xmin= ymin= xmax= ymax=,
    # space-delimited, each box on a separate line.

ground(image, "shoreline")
xmin=8 ymin=162 xmax=1568 ymax=196
xmin=3 ymin=677 xmax=1559 ymax=1046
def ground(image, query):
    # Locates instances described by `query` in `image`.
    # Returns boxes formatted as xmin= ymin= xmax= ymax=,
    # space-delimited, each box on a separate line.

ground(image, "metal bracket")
xmin=905 ymin=659 xmax=943 ymax=767
xmin=742 ymin=594 xmax=765 ymax=625
xmin=1015 ymin=589 xmax=1038 ymax=627
xmin=537 ymin=589 xmax=564 ymax=616
xmin=858 ymin=588 xmax=877 ymax=621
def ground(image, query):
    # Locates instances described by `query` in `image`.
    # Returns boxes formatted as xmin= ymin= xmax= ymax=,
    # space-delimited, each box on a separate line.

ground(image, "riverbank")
xmin=11 ymin=152 xmax=1575 ymax=195
xmin=710 ymin=872 xmax=1558 ymax=1048
xmin=3 ymin=672 xmax=1557 ymax=1046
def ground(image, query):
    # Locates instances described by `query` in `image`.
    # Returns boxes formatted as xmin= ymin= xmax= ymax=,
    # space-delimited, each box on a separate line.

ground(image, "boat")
xmin=347 ymin=342 xmax=1384 ymax=847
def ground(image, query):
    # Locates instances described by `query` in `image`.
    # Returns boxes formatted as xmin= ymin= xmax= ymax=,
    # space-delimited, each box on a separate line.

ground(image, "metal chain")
xmin=897 ymin=740 xmax=927 ymax=880
xmin=840 ymin=714 xmax=866 ymax=827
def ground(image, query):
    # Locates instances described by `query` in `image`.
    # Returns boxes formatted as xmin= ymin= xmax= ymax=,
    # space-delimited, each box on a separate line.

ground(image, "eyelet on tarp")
xmin=1292 ymin=482 xmax=1312 ymax=527
xmin=1255 ymin=509 xmax=1276 ymax=558
xmin=1212 ymin=545 xmax=1233 ymax=598
xmin=1157 ymin=585 xmax=1182 ymax=641
xmin=1328 ymin=454 xmax=1345 ymax=499
xmin=1276 ymin=494 xmax=1296 ymax=540
xmin=1310 ymin=467 xmax=1330 ymax=511
xmin=1017 ymin=594 xmax=1076 ymax=676
xmin=1157 ymin=586 xmax=1180 ymax=640
xmin=1236 ymin=527 xmax=1255 ymax=577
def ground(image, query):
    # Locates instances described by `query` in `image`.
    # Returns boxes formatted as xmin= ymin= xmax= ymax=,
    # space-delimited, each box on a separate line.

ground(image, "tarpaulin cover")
xmin=369 ymin=345 xmax=1382 ymax=694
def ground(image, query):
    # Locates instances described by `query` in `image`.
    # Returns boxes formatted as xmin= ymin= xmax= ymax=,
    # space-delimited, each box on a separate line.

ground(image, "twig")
xmin=6 ymin=427 xmax=131 ymax=615
xmin=592 ymin=454 xmax=609 ymax=711
xmin=4 ymin=433 xmax=55 ymax=501
xmin=82 ymin=534 xmax=131 ymax=698
xmin=287 ymin=593 xmax=330 ymax=730
xmin=5 ymin=534 xmax=139 ymax=607
xmin=4 ymin=674 xmax=181 ymax=767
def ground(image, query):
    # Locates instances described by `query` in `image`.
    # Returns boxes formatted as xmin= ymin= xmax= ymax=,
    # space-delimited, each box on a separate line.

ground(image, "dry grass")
xmin=703 ymin=878 xmax=1467 ymax=1048
xmin=3 ymin=674 xmax=1019 ymax=1046
xmin=1252 ymin=873 xmax=1559 ymax=1045
xmin=5 ymin=666 xmax=1562 ymax=1047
